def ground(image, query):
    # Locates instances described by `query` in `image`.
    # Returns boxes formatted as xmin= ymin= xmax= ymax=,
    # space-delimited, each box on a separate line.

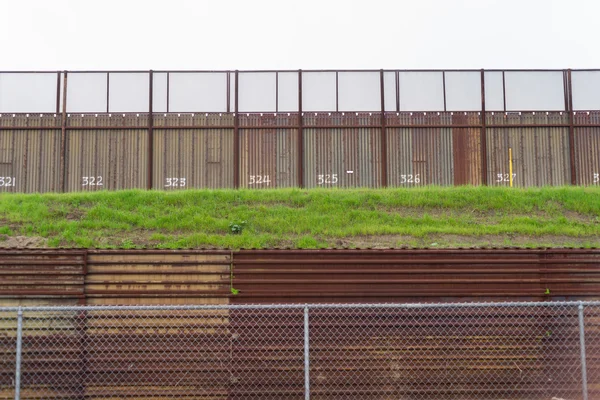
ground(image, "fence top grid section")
xmin=1 ymin=69 xmax=600 ymax=113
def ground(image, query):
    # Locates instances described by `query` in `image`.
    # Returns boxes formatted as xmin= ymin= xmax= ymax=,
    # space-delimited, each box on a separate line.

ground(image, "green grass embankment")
xmin=0 ymin=187 xmax=599 ymax=249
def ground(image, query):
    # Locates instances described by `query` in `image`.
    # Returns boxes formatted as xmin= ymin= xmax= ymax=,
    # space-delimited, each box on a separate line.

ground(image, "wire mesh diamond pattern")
xmin=309 ymin=304 xmax=583 ymax=400
xmin=1 ymin=302 xmax=597 ymax=400
xmin=0 ymin=311 xmax=17 ymax=400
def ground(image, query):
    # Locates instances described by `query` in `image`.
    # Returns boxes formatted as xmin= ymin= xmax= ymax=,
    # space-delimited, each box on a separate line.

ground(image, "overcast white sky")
xmin=1 ymin=0 xmax=599 ymax=71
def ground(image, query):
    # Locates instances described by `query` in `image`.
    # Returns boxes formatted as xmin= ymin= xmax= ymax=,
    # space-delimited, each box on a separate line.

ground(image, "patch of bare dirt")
xmin=330 ymin=234 xmax=600 ymax=249
xmin=0 ymin=235 xmax=48 ymax=248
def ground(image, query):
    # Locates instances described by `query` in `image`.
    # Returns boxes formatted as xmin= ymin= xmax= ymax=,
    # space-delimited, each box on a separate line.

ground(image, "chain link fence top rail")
xmin=1 ymin=301 xmax=599 ymax=400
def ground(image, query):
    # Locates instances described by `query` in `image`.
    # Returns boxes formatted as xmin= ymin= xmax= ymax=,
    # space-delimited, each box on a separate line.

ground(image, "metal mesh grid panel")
xmin=310 ymin=304 xmax=582 ymax=400
xmin=0 ymin=311 xmax=17 ymax=400
xmin=1 ymin=302 xmax=597 ymax=400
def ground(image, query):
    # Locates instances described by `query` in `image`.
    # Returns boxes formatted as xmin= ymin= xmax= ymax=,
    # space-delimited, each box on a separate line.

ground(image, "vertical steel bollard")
xmin=578 ymin=302 xmax=589 ymax=400
xmin=304 ymin=306 xmax=310 ymax=400
xmin=14 ymin=307 xmax=23 ymax=400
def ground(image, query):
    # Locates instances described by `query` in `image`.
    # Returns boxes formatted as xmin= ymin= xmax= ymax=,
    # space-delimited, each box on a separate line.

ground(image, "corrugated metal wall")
xmin=85 ymin=250 xmax=231 ymax=305
xmin=574 ymin=111 xmax=600 ymax=186
xmin=232 ymin=249 xmax=600 ymax=304
xmin=65 ymin=114 xmax=148 ymax=191
xmin=451 ymin=113 xmax=482 ymax=185
xmin=0 ymin=114 xmax=61 ymax=193
xmin=486 ymin=112 xmax=571 ymax=187
xmin=0 ymin=250 xmax=86 ymax=307
xmin=304 ymin=113 xmax=382 ymax=188
xmin=153 ymin=114 xmax=234 ymax=189
xmin=1 ymin=111 xmax=599 ymax=192
xmin=387 ymin=113 xmax=453 ymax=186
xmin=239 ymin=114 xmax=299 ymax=188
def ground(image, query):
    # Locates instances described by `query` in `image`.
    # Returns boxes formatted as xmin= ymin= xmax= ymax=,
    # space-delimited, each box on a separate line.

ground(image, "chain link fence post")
xmin=304 ymin=305 xmax=310 ymax=400
xmin=14 ymin=307 xmax=23 ymax=400
xmin=578 ymin=301 xmax=589 ymax=400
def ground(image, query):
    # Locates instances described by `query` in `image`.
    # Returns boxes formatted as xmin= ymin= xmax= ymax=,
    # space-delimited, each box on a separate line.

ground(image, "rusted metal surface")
xmin=574 ymin=111 xmax=600 ymax=186
xmin=568 ymin=69 xmax=577 ymax=184
xmin=232 ymin=249 xmax=600 ymax=304
xmin=303 ymin=113 xmax=383 ymax=188
xmin=2 ymin=108 xmax=600 ymax=192
xmin=60 ymin=71 xmax=68 ymax=192
xmin=65 ymin=114 xmax=148 ymax=191
xmin=153 ymin=113 xmax=234 ymax=189
xmin=452 ymin=112 xmax=483 ymax=185
xmin=379 ymin=70 xmax=388 ymax=187
xmin=2 ymin=248 xmax=600 ymax=398
xmin=85 ymin=250 xmax=231 ymax=305
xmin=4 ymin=248 xmax=600 ymax=306
xmin=0 ymin=250 xmax=86 ymax=306
xmin=486 ymin=112 xmax=571 ymax=187
xmin=0 ymin=114 xmax=62 ymax=193
xmin=239 ymin=114 xmax=299 ymax=188
xmin=147 ymin=71 xmax=154 ymax=190
xmin=386 ymin=113 xmax=469 ymax=186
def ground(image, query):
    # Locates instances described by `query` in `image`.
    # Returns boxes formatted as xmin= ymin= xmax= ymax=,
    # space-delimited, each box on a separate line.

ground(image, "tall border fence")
xmin=1 ymin=301 xmax=599 ymax=399
xmin=0 ymin=69 xmax=599 ymax=192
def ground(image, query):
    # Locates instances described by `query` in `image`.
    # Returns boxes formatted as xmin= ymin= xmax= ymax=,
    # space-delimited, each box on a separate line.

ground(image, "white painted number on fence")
xmin=0 ymin=177 xmax=16 ymax=187
xmin=594 ymin=173 xmax=599 ymax=183
xmin=165 ymin=178 xmax=186 ymax=187
xmin=400 ymin=174 xmax=420 ymax=184
xmin=496 ymin=173 xmax=517 ymax=183
xmin=249 ymin=175 xmax=271 ymax=185
xmin=318 ymin=174 xmax=338 ymax=184
xmin=82 ymin=176 xmax=103 ymax=186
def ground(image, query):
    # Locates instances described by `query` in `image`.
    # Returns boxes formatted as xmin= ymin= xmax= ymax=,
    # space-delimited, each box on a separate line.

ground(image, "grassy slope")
xmin=0 ymin=187 xmax=599 ymax=249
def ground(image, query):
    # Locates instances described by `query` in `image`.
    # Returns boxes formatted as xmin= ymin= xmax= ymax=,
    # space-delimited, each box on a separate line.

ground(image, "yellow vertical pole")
xmin=509 ymin=147 xmax=513 ymax=187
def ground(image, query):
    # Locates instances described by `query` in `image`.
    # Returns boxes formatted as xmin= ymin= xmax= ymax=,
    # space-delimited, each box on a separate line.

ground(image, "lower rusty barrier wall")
xmin=2 ymin=248 xmax=600 ymax=306
xmin=1 ymin=111 xmax=598 ymax=192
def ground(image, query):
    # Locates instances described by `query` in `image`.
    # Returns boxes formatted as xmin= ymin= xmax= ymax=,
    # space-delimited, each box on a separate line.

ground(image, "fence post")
xmin=14 ymin=307 xmax=23 ymax=400
xmin=578 ymin=301 xmax=589 ymax=400
xmin=304 ymin=305 xmax=310 ymax=400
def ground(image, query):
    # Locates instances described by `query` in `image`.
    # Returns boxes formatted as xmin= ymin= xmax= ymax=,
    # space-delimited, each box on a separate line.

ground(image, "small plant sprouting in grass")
xmin=229 ymin=221 xmax=247 ymax=235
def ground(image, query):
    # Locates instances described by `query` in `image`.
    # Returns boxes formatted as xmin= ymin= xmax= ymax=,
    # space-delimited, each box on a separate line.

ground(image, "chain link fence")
xmin=1 ymin=302 xmax=599 ymax=399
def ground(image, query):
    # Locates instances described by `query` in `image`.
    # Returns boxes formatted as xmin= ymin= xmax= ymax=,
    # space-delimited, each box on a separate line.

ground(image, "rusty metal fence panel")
xmin=303 ymin=113 xmax=382 ymax=188
xmin=0 ymin=115 xmax=61 ymax=193
xmin=239 ymin=114 xmax=299 ymax=188
xmin=85 ymin=250 xmax=232 ymax=306
xmin=1 ymin=302 xmax=599 ymax=400
xmin=153 ymin=114 xmax=234 ymax=189
xmin=486 ymin=112 xmax=571 ymax=187
xmin=574 ymin=112 xmax=600 ymax=186
xmin=65 ymin=114 xmax=148 ymax=191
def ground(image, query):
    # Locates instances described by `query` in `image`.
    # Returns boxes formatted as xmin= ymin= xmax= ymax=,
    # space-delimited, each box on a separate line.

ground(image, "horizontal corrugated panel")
xmin=85 ymin=250 xmax=231 ymax=304
xmin=0 ymin=114 xmax=61 ymax=193
xmin=239 ymin=114 xmax=298 ymax=188
xmin=0 ymin=250 xmax=86 ymax=302
xmin=303 ymin=113 xmax=382 ymax=188
xmin=486 ymin=112 xmax=570 ymax=187
xmin=65 ymin=114 xmax=148 ymax=191
xmin=153 ymin=113 xmax=234 ymax=189
xmin=574 ymin=111 xmax=600 ymax=185
xmin=232 ymin=249 xmax=600 ymax=304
